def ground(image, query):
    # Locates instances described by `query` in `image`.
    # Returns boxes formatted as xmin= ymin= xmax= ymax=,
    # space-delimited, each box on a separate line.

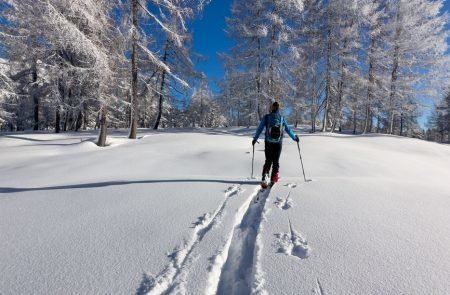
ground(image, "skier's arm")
xmin=283 ymin=117 xmax=298 ymax=141
xmin=253 ymin=115 xmax=267 ymax=141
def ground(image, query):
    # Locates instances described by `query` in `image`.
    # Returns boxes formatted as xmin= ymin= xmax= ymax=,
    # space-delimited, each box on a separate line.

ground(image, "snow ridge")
xmin=214 ymin=187 xmax=271 ymax=295
xmin=144 ymin=184 xmax=243 ymax=295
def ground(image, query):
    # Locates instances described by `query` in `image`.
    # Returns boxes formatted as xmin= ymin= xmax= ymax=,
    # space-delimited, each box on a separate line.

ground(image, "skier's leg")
xmin=271 ymin=143 xmax=282 ymax=182
xmin=262 ymin=142 xmax=272 ymax=178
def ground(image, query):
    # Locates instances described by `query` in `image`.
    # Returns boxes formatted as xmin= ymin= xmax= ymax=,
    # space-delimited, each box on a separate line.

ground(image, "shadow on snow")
xmin=0 ymin=179 xmax=259 ymax=194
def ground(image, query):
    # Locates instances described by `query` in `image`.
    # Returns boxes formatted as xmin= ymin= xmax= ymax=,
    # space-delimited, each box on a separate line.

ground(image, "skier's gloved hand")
xmin=295 ymin=135 xmax=299 ymax=142
xmin=252 ymin=139 xmax=257 ymax=146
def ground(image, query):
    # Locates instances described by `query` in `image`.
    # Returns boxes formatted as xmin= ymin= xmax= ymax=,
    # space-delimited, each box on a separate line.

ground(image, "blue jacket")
xmin=253 ymin=110 xmax=297 ymax=143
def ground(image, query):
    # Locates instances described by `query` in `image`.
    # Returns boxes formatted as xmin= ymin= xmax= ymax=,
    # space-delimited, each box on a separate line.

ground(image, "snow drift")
xmin=1 ymin=128 xmax=449 ymax=294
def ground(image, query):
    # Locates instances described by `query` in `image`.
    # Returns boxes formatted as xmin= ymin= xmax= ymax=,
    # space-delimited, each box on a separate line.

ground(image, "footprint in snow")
xmin=285 ymin=182 xmax=297 ymax=189
xmin=274 ymin=219 xmax=311 ymax=259
xmin=224 ymin=184 xmax=241 ymax=196
xmin=274 ymin=190 xmax=294 ymax=210
xmin=192 ymin=212 xmax=211 ymax=227
xmin=192 ymin=185 xmax=241 ymax=228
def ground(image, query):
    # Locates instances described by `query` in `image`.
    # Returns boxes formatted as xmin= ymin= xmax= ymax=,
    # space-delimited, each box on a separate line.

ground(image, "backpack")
xmin=265 ymin=112 xmax=284 ymax=143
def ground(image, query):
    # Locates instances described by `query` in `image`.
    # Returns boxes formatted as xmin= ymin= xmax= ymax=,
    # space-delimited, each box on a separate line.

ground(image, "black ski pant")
xmin=262 ymin=141 xmax=282 ymax=179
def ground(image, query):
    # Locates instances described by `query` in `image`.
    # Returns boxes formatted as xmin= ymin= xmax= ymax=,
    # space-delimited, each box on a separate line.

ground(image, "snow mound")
xmin=1 ymin=129 xmax=449 ymax=294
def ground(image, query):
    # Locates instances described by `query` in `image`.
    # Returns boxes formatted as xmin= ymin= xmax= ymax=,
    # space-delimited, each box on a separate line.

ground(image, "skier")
xmin=252 ymin=101 xmax=299 ymax=188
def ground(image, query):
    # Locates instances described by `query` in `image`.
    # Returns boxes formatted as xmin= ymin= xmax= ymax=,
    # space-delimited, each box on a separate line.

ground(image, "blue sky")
xmin=190 ymin=0 xmax=233 ymax=92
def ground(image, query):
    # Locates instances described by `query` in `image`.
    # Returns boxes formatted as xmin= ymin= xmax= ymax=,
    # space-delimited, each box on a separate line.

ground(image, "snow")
xmin=1 ymin=128 xmax=450 ymax=294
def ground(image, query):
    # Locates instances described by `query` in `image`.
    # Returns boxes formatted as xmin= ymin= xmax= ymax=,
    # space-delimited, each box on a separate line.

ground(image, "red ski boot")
xmin=271 ymin=171 xmax=279 ymax=186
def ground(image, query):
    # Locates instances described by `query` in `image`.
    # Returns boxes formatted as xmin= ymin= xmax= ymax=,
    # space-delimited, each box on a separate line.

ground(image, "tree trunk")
xmin=129 ymin=0 xmax=139 ymax=139
xmin=364 ymin=34 xmax=376 ymax=134
xmin=32 ymin=58 xmax=39 ymax=131
xmin=363 ymin=105 xmax=370 ymax=134
xmin=332 ymin=63 xmax=345 ymax=133
xmin=268 ymin=19 xmax=276 ymax=99
xmin=376 ymin=115 xmax=380 ymax=133
xmin=200 ymin=92 xmax=204 ymax=128
xmin=63 ymin=111 xmax=69 ymax=132
xmin=237 ymin=100 xmax=240 ymax=127
xmin=55 ymin=107 xmax=61 ymax=133
xmin=322 ymin=23 xmax=332 ymax=132
xmin=389 ymin=112 xmax=395 ymax=135
xmin=368 ymin=110 xmax=373 ymax=133
xmin=126 ymin=90 xmax=131 ymax=128
xmin=83 ymin=106 xmax=88 ymax=130
xmin=97 ymin=107 xmax=108 ymax=147
xmin=256 ymin=37 xmax=262 ymax=121
xmin=332 ymin=23 xmax=350 ymax=134
xmin=388 ymin=9 xmax=402 ymax=135
xmin=75 ymin=109 xmax=83 ymax=131
xmin=311 ymin=70 xmax=317 ymax=133
xmin=400 ymin=113 xmax=404 ymax=136
xmin=153 ymin=42 xmax=169 ymax=130
xmin=56 ymin=78 xmax=64 ymax=133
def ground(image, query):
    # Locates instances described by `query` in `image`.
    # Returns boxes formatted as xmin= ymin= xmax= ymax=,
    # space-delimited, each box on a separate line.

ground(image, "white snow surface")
xmin=1 ymin=128 xmax=450 ymax=295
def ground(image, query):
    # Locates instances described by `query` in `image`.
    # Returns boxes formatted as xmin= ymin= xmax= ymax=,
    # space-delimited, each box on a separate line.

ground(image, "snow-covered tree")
xmin=427 ymin=90 xmax=450 ymax=142
xmin=122 ymin=0 xmax=208 ymax=137
xmin=384 ymin=0 xmax=449 ymax=135
xmin=187 ymin=80 xmax=226 ymax=128
xmin=221 ymin=0 xmax=304 ymax=126
xmin=1 ymin=0 xmax=123 ymax=145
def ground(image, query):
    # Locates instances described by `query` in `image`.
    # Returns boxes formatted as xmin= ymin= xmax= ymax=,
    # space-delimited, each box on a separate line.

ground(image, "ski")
xmin=260 ymin=173 xmax=270 ymax=189
xmin=256 ymin=181 xmax=275 ymax=202
xmin=260 ymin=180 xmax=275 ymax=190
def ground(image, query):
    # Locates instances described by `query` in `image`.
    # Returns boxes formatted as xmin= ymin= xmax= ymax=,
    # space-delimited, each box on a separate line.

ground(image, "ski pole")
xmin=251 ymin=143 xmax=255 ymax=179
xmin=297 ymin=141 xmax=310 ymax=182
xmin=251 ymin=141 xmax=259 ymax=179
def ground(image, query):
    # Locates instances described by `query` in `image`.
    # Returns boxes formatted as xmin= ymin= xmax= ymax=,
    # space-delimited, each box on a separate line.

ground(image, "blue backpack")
xmin=265 ymin=112 xmax=284 ymax=143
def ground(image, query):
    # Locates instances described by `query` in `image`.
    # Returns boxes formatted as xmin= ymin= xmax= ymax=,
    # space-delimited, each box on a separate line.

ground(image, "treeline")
xmin=0 ymin=0 xmax=449 ymax=146
xmin=0 ymin=0 xmax=222 ymax=146
xmin=427 ymin=91 xmax=450 ymax=143
xmin=218 ymin=0 xmax=449 ymax=137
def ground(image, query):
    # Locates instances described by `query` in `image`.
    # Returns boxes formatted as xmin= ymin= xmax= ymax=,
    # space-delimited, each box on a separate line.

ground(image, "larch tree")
xmin=385 ymin=0 xmax=448 ymax=135
xmin=124 ymin=0 xmax=208 ymax=137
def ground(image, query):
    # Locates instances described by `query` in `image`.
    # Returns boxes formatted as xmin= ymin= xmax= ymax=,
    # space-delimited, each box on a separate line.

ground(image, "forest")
xmin=0 ymin=0 xmax=449 ymax=145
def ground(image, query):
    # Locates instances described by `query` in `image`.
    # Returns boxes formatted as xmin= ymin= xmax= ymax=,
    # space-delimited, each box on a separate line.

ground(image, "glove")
xmin=252 ymin=139 xmax=257 ymax=146
xmin=295 ymin=135 xmax=299 ymax=142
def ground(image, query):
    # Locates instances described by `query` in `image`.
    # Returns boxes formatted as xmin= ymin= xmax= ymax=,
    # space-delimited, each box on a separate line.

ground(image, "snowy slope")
xmin=1 ymin=129 xmax=449 ymax=294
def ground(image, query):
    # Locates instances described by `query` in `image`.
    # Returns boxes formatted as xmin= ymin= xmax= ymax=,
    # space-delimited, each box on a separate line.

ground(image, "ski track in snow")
xmin=212 ymin=187 xmax=272 ymax=295
xmin=140 ymin=184 xmax=243 ymax=295
xmin=274 ymin=218 xmax=311 ymax=260
xmin=314 ymin=278 xmax=325 ymax=295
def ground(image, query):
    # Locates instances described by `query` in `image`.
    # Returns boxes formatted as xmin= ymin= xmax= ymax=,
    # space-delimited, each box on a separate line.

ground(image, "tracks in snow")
xmin=273 ymin=183 xmax=311 ymax=260
xmin=141 ymin=183 xmax=307 ymax=295
xmin=213 ymin=187 xmax=271 ymax=295
xmin=314 ymin=278 xmax=325 ymax=295
xmin=274 ymin=183 xmax=297 ymax=210
xmin=143 ymin=184 xmax=242 ymax=295
xmin=274 ymin=218 xmax=311 ymax=259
